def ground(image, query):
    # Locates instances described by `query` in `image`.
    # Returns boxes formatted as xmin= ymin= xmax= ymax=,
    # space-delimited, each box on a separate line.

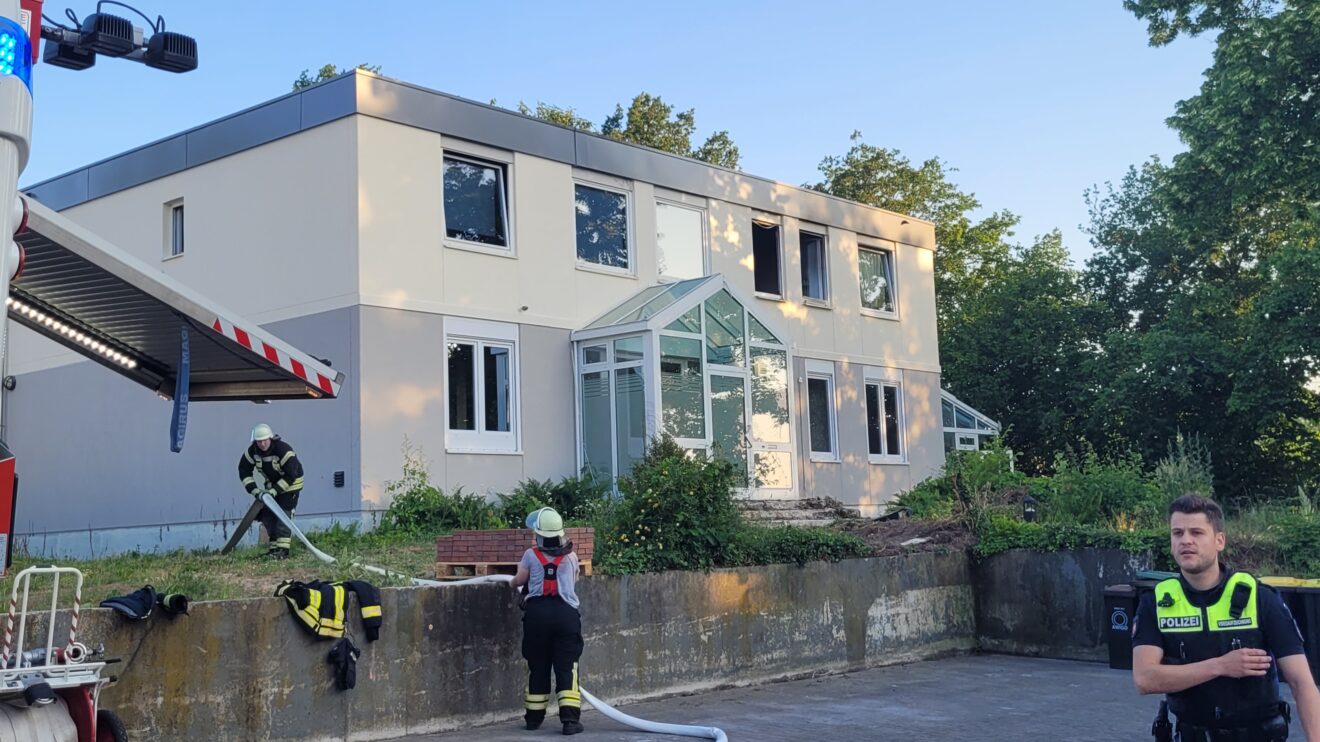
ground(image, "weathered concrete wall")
xmin=44 ymin=552 xmax=975 ymax=740
xmin=973 ymin=548 xmax=1151 ymax=661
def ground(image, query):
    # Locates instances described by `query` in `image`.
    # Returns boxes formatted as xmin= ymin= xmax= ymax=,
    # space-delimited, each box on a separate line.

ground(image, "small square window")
xmin=443 ymin=155 xmax=509 ymax=248
xmin=859 ymin=247 xmax=896 ymax=314
xmin=582 ymin=345 xmax=607 ymax=365
xmin=752 ymin=222 xmax=782 ymax=296
xmin=800 ymin=231 xmax=829 ymax=302
xmin=575 ymin=183 xmax=630 ymax=271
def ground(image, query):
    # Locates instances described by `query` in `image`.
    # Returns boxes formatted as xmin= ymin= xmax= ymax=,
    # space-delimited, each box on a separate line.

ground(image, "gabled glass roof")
xmin=575 ymin=275 xmax=790 ymax=353
xmin=941 ymin=389 xmax=1001 ymax=432
xmin=584 ymin=276 xmax=715 ymax=329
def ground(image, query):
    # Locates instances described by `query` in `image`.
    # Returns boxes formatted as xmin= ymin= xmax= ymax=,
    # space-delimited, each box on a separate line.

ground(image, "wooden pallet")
xmin=435 ymin=560 xmax=593 ymax=580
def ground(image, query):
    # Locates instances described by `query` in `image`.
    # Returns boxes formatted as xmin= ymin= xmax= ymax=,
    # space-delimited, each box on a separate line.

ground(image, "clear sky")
xmin=19 ymin=0 xmax=1217 ymax=264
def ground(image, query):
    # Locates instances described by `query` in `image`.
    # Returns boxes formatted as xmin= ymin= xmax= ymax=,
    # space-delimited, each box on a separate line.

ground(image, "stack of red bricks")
xmin=435 ymin=527 xmax=594 ymax=579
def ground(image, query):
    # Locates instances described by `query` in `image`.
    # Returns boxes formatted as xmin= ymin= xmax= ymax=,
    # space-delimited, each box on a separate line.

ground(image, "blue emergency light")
xmin=0 ymin=17 xmax=33 ymax=93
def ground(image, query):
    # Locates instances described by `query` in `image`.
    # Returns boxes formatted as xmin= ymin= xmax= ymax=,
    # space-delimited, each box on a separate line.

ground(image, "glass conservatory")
xmin=941 ymin=389 xmax=1001 ymax=454
xmin=571 ymin=276 xmax=795 ymax=495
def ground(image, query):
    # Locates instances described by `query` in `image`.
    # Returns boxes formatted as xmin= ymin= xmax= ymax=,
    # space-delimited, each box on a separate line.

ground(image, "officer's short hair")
xmin=1168 ymin=493 xmax=1224 ymax=532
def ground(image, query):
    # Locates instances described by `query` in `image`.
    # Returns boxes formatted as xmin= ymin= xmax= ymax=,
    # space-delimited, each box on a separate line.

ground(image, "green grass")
xmin=2 ymin=526 xmax=442 ymax=608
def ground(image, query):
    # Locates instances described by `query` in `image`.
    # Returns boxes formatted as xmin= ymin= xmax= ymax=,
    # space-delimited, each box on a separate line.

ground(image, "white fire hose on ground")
xmin=258 ymin=494 xmax=728 ymax=741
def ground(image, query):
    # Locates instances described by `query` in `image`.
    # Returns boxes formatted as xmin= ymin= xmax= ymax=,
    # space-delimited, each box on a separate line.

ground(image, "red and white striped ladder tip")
xmin=210 ymin=317 xmax=338 ymax=396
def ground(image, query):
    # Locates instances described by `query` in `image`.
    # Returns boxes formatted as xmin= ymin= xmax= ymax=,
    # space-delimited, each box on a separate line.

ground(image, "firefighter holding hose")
xmin=236 ymin=423 xmax=305 ymax=559
xmin=512 ymin=507 xmax=584 ymax=735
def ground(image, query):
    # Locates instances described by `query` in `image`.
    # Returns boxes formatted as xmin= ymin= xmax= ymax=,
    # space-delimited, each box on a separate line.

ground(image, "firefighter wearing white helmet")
xmin=237 ymin=423 xmax=305 ymax=559
xmin=511 ymin=507 xmax=585 ymax=735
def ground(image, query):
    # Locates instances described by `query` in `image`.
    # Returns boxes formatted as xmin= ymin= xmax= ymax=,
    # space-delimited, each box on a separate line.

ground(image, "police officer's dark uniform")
xmin=237 ymin=423 xmax=305 ymax=558
xmin=516 ymin=507 xmax=584 ymax=735
xmin=1133 ymin=563 xmax=1303 ymax=740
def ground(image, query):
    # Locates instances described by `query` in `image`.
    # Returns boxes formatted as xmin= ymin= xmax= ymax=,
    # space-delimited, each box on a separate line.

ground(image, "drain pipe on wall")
xmin=258 ymin=494 xmax=728 ymax=741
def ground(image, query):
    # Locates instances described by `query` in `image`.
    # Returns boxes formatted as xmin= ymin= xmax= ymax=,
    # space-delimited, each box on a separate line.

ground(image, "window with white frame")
xmin=800 ymin=230 xmax=829 ymax=302
xmin=445 ymin=319 xmax=519 ymax=452
xmin=752 ymin=221 xmax=782 ymax=297
xmin=164 ymin=199 xmax=184 ymax=258
xmin=859 ymin=246 xmax=896 ymax=315
xmin=942 ymin=391 xmax=1000 ymax=454
xmin=656 ymin=200 xmax=706 ymax=281
xmin=805 ymin=359 xmax=838 ymax=461
xmin=865 ymin=369 xmax=905 ymax=463
xmin=443 ymin=154 xmax=510 ymax=248
xmin=575 ymin=182 xmax=631 ymax=271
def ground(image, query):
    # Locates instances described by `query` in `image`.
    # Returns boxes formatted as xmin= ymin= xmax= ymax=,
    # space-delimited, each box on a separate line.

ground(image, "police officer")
xmin=511 ymin=507 xmax=584 ymax=735
xmin=237 ymin=423 xmax=305 ymax=559
xmin=1133 ymin=494 xmax=1320 ymax=740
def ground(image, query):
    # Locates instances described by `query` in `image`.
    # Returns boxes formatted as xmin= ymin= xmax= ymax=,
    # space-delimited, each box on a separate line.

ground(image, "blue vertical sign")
xmin=170 ymin=324 xmax=190 ymax=452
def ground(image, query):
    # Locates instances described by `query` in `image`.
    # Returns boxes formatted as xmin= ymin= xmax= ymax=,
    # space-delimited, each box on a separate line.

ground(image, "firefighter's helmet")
xmin=526 ymin=507 xmax=565 ymax=539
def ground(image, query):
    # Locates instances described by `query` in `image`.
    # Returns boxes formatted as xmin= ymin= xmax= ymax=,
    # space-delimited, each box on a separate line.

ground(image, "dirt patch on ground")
xmin=835 ymin=517 xmax=974 ymax=557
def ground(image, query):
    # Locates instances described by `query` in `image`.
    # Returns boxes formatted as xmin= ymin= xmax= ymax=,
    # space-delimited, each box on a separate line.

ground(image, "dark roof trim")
xmin=24 ymin=71 xmax=934 ymax=249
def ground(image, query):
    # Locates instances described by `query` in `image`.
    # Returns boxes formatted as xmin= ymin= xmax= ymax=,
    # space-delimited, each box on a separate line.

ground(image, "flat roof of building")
xmin=23 ymin=71 xmax=936 ymax=250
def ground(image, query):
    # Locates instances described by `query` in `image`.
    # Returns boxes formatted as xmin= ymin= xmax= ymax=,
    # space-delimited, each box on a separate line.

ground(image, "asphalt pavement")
xmin=401 ymin=653 xmax=1305 ymax=741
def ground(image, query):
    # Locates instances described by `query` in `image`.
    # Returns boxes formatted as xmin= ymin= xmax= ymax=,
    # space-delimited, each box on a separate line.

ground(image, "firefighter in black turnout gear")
xmin=512 ymin=507 xmax=584 ymax=735
xmin=1133 ymin=494 xmax=1320 ymax=740
xmin=238 ymin=423 xmax=305 ymax=559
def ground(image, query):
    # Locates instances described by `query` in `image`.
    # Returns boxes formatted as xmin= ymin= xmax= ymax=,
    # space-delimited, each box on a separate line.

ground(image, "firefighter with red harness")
xmin=512 ymin=507 xmax=584 ymax=735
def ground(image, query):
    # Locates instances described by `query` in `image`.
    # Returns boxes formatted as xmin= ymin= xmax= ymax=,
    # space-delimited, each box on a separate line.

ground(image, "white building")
xmin=12 ymin=71 xmax=994 ymax=556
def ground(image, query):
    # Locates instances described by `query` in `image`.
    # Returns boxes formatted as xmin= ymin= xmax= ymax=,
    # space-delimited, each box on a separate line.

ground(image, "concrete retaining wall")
xmin=54 ymin=552 xmax=975 ymax=740
xmin=972 ymin=547 xmax=1151 ymax=661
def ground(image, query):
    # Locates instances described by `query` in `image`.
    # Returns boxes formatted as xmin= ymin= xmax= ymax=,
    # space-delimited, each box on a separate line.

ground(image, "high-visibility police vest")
xmin=1153 ymin=572 xmax=1282 ymax=725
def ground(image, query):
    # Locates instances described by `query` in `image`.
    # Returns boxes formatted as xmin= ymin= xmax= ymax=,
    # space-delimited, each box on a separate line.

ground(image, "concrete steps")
xmin=738 ymin=497 xmax=861 ymax=528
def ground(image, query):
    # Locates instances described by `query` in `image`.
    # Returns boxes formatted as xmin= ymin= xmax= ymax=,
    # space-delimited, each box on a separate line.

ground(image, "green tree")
xmin=516 ymin=101 xmax=595 ymax=131
xmin=806 ymin=132 xmax=1020 ymax=331
xmin=1124 ymin=0 xmax=1281 ymax=45
xmin=808 ymin=133 xmax=1104 ymax=471
xmin=1080 ymin=0 xmax=1320 ymax=500
xmin=600 ymin=93 xmax=741 ymax=169
xmin=292 ymin=63 xmax=382 ymax=91
xmin=510 ymin=92 xmax=741 ymax=168
xmin=940 ymin=232 xmax=1108 ymax=472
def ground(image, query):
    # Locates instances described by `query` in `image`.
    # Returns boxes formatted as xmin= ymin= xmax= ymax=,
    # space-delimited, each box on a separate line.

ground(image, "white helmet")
xmin=251 ymin=423 xmax=274 ymax=442
xmin=525 ymin=507 xmax=565 ymax=539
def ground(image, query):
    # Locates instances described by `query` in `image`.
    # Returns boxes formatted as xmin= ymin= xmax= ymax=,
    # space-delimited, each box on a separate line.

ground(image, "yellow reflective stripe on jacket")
xmin=1153 ymin=578 xmax=1202 ymax=632
xmin=293 ymin=590 xmax=321 ymax=632
xmin=360 ymin=605 xmax=381 ymax=618
xmin=317 ymin=585 xmax=345 ymax=634
xmin=1207 ymin=573 xmax=1258 ymax=631
xmin=279 ymin=450 xmax=296 ymax=466
xmin=276 ymin=476 xmax=305 ymax=492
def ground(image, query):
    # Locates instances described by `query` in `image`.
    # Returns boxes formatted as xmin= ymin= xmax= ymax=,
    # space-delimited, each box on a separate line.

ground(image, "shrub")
xmin=889 ymin=438 xmax=1027 ymax=524
xmin=1273 ymin=513 xmax=1320 ymax=577
xmin=728 ymin=527 xmax=871 ymax=567
xmin=497 ymin=474 xmax=613 ymax=529
xmin=1152 ymin=432 xmax=1214 ymax=503
xmin=595 ymin=437 xmax=743 ymax=574
xmin=497 ymin=480 xmax=552 ymax=529
xmin=1036 ymin=445 xmax=1163 ymax=529
xmin=975 ymin=513 xmax=1171 ymax=568
xmin=377 ymin=442 xmax=501 ymax=536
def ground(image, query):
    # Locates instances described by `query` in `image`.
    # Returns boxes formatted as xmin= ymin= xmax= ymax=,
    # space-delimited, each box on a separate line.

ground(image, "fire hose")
xmin=257 ymin=493 xmax=728 ymax=741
